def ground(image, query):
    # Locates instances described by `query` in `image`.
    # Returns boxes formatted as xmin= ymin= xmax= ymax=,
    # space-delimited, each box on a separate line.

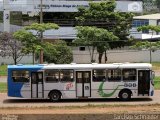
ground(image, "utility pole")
xmin=40 ymin=0 xmax=43 ymax=64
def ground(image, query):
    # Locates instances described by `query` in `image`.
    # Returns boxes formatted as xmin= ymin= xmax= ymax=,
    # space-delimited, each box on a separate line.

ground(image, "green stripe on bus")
xmin=98 ymin=82 xmax=121 ymax=97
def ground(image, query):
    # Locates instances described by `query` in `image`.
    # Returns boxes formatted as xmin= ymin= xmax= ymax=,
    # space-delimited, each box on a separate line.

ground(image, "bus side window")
xmin=122 ymin=69 xmax=136 ymax=81
xmin=45 ymin=70 xmax=59 ymax=83
xmin=12 ymin=70 xmax=29 ymax=83
xmin=92 ymin=69 xmax=106 ymax=82
xmin=107 ymin=69 xmax=121 ymax=81
xmin=60 ymin=70 xmax=74 ymax=82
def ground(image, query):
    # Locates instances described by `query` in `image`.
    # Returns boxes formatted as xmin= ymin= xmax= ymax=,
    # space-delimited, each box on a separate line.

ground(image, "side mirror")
xmin=152 ymin=71 xmax=155 ymax=80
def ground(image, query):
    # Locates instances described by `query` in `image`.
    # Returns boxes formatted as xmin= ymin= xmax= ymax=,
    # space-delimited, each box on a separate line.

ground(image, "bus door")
xmin=76 ymin=71 xmax=91 ymax=98
xmin=138 ymin=70 xmax=150 ymax=95
xmin=31 ymin=72 xmax=44 ymax=98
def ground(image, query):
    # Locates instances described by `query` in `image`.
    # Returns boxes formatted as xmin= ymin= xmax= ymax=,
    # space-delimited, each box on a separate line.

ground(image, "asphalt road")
xmin=0 ymin=90 xmax=159 ymax=108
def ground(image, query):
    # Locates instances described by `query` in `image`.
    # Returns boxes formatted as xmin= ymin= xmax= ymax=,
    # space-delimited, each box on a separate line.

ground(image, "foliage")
xmin=76 ymin=0 xmax=133 ymax=40
xmin=24 ymin=23 xmax=59 ymax=35
xmin=0 ymin=32 xmax=24 ymax=65
xmin=133 ymin=25 xmax=160 ymax=51
xmin=14 ymin=30 xmax=42 ymax=53
xmin=131 ymin=41 xmax=160 ymax=51
xmin=13 ymin=30 xmax=41 ymax=64
xmin=137 ymin=25 xmax=160 ymax=33
xmin=76 ymin=0 xmax=133 ymax=63
xmin=75 ymin=26 xmax=118 ymax=63
xmin=42 ymin=41 xmax=73 ymax=64
xmin=155 ymin=0 xmax=160 ymax=11
xmin=14 ymin=23 xmax=59 ymax=64
xmin=132 ymin=25 xmax=160 ymax=63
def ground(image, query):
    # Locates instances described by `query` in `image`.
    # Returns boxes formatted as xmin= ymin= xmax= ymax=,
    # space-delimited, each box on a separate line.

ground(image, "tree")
xmin=132 ymin=41 xmax=160 ymax=63
xmin=76 ymin=0 xmax=133 ymax=63
xmin=13 ymin=30 xmax=41 ymax=64
xmin=155 ymin=0 xmax=160 ymax=11
xmin=132 ymin=25 xmax=160 ymax=63
xmin=24 ymin=23 xmax=59 ymax=63
xmin=42 ymin=41 xmax=73 ymax=64
xmin=24 ymin=23 xmax=59 ymax=34
xmin=75 ymin=26 xmax=118 ymax=63
xmin=137 ymin=25 xmax=160 ymax=34
xmin=0 ymin=32 xmax=24 ymax=65
xmin=14 ymin=23 xmax=59 ymax=64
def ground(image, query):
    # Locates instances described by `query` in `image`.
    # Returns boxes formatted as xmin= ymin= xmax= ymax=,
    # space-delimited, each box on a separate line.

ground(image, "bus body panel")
xmin=8 ymin=65 xmax=43 ymax=98
xmin=43 ymin=82 xmax=76 ymax=99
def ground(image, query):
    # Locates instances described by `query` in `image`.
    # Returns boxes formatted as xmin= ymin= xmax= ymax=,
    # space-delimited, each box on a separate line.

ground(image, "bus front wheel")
xmin=119 ymin=90 xmax=131 ymax=101
xmin=49 ymin=91 xmax=61 ymax=102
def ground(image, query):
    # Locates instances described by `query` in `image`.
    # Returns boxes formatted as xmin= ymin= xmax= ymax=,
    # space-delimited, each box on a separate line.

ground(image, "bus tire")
xmin=49 ymin=90 xmax=61 ymax=102
xmin=119 ymin=90 xmax=131 ymax=101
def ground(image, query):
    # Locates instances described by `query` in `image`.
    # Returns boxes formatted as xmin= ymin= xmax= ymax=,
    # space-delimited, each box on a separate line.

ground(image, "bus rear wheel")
xmin=119 ymin=90 xmax=131 ymax=101
xmin=49 ymin=91 xmax=61 ymax=102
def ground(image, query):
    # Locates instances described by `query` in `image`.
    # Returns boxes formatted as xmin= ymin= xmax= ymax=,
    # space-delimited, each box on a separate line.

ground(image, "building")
xmin=131 ymin=13 xmax=160 ymax=40
xmin=1 ymin=0 xmax=151 ymax=64
xmin=0 ymin=0 xmax=143 ymax=34
xmin=0 ymin=0 xmax=143 ymax=41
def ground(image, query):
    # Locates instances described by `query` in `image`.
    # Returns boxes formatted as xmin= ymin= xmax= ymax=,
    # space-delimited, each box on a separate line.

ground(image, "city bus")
xmin=7 ymin=63 xmax=154 ymax=101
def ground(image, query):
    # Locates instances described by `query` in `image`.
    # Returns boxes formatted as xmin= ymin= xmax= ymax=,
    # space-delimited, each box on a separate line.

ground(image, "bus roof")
xmin=8 ymin=64 xmax=43 ymax=69
xmin=8 ymin=63 xmax=152 ymax=70
xmin=43 ymin=63 xmax=152 ymax=69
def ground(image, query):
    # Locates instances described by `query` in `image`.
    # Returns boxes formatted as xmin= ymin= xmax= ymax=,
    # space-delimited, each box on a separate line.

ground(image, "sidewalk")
xmin=0 ymin=76 xmax=7 ymax=82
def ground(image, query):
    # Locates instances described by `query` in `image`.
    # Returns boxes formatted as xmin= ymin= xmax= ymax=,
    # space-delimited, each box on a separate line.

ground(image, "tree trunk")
xmin=98 ymin=52 xmax=103 ymax=64
xmin=14 ymin=58 xmax=17 ymax=65
xmin=33 ymin=52 xmax=35 ymax=65
xmin=14 ymin=40 xmax=17 ymax=65
xmin=104 ymin=51 xmax=107 ymax=63
xmin=91 ymin=47 xmax=95 ymax=63
xmin=88 ymin=46 xmax=92 ymax=63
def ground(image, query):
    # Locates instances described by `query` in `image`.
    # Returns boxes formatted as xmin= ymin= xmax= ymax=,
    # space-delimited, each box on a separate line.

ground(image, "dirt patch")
xmin=0 ymin=105 xmax=160 ymax=120
xmin=0 ymin=104 xmax=160 ymax=114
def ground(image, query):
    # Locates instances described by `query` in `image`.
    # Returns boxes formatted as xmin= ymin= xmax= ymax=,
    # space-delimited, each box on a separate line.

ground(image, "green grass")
xmin=0 ymin=65 xmax=7 ymax=76
xmin=154 ymin=76 xmax=160 ymax=90
xmin=0 ymin=83 xmax=7 ymax=93
xmin=152 ymin=62 xmax=160 ymax=70
xmin=154 ymin=76 xmax=160 ymax=81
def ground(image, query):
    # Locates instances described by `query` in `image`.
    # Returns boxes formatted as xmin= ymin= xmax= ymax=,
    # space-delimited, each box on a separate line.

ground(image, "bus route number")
xmin=124 ymin=83 xmax=137 ymax=87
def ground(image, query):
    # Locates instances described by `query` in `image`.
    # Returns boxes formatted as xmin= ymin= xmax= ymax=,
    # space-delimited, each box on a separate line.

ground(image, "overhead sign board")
xmin=0 ymin=0 xmax=143 ymax=13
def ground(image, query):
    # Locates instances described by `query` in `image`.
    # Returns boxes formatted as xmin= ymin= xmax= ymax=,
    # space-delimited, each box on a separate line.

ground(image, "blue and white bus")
xmin=7 ymin=63 xmax=154 ymax=101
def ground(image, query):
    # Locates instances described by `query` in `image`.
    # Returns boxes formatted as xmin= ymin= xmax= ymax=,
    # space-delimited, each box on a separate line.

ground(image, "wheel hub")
xmin=122 ymin=93 xmax=128 ymax=99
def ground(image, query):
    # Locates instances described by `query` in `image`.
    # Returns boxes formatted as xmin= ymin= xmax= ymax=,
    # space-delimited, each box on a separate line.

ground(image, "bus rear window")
xmin=12 ymin=71 xmax=29 ymax=82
